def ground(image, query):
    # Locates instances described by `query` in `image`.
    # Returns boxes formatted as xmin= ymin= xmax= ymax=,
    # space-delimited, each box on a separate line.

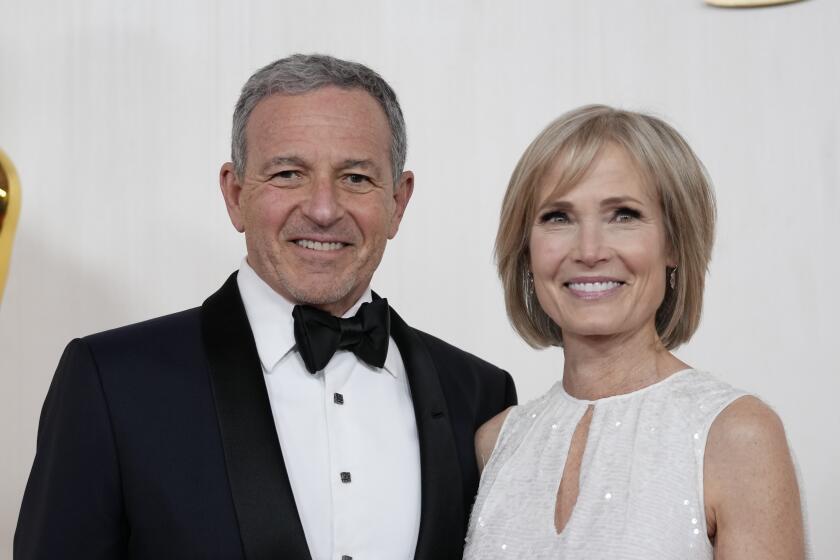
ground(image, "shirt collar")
xmin=237 ymin=259 xmax=399 ymax=377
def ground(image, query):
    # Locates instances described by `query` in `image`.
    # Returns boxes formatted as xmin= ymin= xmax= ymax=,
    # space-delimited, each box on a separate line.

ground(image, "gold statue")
xmin=706 ymin=0 xmax=803 ymax=6
xmin=0 ymin=148 xmax=21 ymax=305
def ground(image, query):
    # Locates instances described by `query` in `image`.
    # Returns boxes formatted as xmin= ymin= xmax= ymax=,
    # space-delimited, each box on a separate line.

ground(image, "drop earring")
xmin=669 ymin=267 xmax=677 ymax=290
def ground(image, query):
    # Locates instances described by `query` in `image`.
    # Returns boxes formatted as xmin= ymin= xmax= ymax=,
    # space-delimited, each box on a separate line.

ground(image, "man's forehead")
xmin=249 ymin=87 xmax=388 ymax=127
xmin=259 ymin=155 xmax=384 ymax=173
xmin=246 ymin=92 xmax=388 ymax=144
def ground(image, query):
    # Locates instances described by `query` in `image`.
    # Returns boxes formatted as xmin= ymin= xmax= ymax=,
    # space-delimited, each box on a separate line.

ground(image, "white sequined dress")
xmin=464 ymin=369 xmax=753 ymax=559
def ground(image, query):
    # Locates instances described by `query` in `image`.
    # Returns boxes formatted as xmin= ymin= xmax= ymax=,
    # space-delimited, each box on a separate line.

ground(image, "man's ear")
xmin=219 ymin=162 xmax=246 ymax=233
xmin=388 ymin=170 xmax=414 ymax=239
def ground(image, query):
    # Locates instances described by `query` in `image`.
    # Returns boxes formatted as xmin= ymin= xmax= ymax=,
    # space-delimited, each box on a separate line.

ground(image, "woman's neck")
xmin=560 ymin=326 xmax=689 ymax=401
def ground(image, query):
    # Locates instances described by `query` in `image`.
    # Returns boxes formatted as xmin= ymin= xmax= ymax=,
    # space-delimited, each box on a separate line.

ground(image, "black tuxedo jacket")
xmin=15 ymin=274 xmax=516 ymax=559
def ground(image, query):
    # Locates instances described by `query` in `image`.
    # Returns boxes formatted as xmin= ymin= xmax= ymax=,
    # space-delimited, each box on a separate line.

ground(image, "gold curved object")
xmin=706 ymin=0 xmax=803 ymax=7
xmin=0 ymin=148 xmax=21 ymax=305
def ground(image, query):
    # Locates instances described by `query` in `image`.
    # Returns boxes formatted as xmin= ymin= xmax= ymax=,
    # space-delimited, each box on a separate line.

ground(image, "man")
xmin=15 ymin=54 xmax=516 ymax=559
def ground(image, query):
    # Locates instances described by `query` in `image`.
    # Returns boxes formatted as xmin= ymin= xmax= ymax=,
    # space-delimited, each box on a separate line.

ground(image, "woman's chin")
xmin=560 ymin=321 xmax=652 ymax=344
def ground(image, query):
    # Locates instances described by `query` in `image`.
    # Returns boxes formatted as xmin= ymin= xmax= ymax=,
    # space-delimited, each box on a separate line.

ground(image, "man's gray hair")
xmin=231 ymin=54 xmax=407 ymax=184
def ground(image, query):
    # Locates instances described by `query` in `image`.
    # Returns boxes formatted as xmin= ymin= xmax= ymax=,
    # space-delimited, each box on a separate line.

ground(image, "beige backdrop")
xmin=1 ymin=0 xmax=837 ymax=557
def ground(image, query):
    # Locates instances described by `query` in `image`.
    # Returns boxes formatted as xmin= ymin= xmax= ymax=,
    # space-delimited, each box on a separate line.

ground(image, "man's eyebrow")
xmin=261 ymin=156 xmax=307 ymax=172
xmin=337 ymin=159 xmax=380 ymax=173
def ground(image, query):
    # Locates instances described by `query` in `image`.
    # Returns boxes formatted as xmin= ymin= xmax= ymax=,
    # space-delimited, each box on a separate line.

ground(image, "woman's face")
xmin=529 ymin=144 xmax=674 ymax=344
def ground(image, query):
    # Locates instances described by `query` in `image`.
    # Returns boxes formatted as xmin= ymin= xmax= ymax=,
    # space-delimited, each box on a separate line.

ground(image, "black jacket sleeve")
xmin=15 ymin=339 xmax=128 ymax=559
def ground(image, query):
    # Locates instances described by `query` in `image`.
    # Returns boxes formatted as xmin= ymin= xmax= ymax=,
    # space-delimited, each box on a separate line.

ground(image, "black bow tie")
xmin=292 ymin=297 xmax=390 ymax=374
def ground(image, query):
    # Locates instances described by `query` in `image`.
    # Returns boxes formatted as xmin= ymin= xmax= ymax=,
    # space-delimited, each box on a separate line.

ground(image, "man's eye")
xmin=272 ymin=170 xmax=301 ymax=180
xmin=613 ymin=207 xmax=641 ymax=223
xmin=540 ymin=211 xmax=569 ymax=224
xmin=346 ymin=174 xmax=370 ymax=184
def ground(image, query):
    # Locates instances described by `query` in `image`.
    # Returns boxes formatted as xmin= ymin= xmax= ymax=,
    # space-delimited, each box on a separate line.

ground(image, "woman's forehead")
xmin=535 ymin=143 xmax=658 ymax=206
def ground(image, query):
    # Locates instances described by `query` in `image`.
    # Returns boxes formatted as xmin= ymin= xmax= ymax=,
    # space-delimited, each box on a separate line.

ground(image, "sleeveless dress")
xmin=463 ymin=369 xmax=745 ymax=560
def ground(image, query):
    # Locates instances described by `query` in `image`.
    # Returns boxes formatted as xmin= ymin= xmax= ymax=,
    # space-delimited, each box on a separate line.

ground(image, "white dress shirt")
xmin=237 ymin=261 xmax=421 ymax=560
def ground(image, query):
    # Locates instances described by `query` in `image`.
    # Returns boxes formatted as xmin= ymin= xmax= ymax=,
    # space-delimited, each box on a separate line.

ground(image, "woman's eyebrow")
xmin=536 ymin=199 xmax=573 ymax=212
xmin=600 ymin=196 xmax=644 ymax=207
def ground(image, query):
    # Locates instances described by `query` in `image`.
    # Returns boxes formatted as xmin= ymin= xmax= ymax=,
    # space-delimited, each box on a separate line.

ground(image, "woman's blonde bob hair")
xmin=496 ymin=105 xmax=716 ymax=349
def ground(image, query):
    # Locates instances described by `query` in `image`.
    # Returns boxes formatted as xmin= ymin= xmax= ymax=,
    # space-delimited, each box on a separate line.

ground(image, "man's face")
xmin=220 ymin=87 xmax=413 ymax=315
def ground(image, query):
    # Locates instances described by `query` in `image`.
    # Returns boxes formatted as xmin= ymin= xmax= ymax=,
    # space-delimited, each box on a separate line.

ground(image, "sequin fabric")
xmin=464 ymin=370 xmax=746 ymax=559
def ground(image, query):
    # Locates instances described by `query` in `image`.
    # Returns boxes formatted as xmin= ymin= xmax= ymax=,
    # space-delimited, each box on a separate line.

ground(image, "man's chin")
xmin=282 ymin=279 xmax=365 ymax=314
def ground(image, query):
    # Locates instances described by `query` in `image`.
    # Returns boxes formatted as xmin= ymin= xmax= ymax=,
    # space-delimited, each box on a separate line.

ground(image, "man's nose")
xmin=301 ymin=175 xmax=344 ymax=226
xmin=573 ymin=222 xmax=610 ymax=267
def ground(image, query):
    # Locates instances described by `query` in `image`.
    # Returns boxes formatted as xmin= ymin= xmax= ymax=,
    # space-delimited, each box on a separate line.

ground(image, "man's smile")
xmin=294 ymin=239 xmax=349 ymax=251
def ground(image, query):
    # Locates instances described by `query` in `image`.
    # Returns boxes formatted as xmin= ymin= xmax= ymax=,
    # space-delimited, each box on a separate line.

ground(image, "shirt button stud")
xmin=340 ymin=471 xmax=352 ymax=483
xmin=334 ymin=393 xmax=344 ymax=405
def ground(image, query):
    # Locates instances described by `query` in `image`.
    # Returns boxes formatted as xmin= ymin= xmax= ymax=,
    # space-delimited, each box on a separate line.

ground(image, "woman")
xmin=464 ymin=105 xmax=807 ymax=559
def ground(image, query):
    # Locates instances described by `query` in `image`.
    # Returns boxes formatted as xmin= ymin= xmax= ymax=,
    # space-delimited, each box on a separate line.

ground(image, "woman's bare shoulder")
xmin=704 ymin=395 xmax=805 ymax=559
xmin=475 ymin=406 xmax=515 ymax=473
xmin=705 ymin=396 xmax=792 ymax=481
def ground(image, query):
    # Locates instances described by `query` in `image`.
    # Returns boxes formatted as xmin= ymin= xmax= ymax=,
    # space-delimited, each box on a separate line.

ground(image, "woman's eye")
xmin=540 ymin=211 xmax=569 ymax=224
xmin=613 ymin=207 xmax=641 ymax=223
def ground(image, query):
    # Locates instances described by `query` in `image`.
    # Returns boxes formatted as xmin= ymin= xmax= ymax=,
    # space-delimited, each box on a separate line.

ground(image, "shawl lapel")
xmin=389 ymin=307 xmax=465 ymax=560
xmin=201 ymin=273 xmax=312 ymax=560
